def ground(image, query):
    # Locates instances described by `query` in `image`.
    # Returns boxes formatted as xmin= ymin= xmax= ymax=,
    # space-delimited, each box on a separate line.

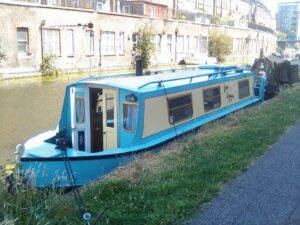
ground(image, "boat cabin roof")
xmin=74 ymin=66 xmax=251 ymax=93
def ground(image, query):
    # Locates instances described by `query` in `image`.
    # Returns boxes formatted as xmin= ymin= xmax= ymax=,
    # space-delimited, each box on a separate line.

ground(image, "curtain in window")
xmin=75 ymin=97 xmax=85 ymax=123
xmin=123 ymin=104 xmax=137 ymax=132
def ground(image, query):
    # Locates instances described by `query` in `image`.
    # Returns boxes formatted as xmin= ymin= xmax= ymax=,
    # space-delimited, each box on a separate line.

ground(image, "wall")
xmin=0 ymin=1 xmax=277 ymax=77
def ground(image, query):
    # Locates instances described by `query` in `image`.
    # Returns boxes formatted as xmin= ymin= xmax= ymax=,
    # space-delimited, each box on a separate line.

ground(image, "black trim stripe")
xmin=20 ymin=143 xmax=163 ymax=162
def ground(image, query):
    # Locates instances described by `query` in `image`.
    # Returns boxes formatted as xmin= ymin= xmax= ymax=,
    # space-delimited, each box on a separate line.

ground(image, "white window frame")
xmin=101 ymin=31 xmax=115 ymax=55
xmin=85 ymin=30 xmax=94 ymax=56
xmin=132 ymin=33 xmax=139 ymax=51
xmin=154 ymin=34 xmax=161 ymax=53
xmin=186 ymin=35 xmax=190 ymax=53
xmin=193 ymin=36 xmax=198 ymax=52
xmin=42 ymin=28 xmax=61 ymax=56
xmin=167 ymin=34 xmax=172 ymax=53
xmin=119 ymin=32 xmax=124 ymax=54
xmin=177 ymin=35 xmax=184 ymax=53
xmin=199 ymin=36 xmax=207 ymax=53
xmin=17 ymin=27 xmax=29 ymax=55
xmin=150 ymin=5 xmax=155 ymax=17
xmin=66 ymin=29 xmax=74 ymax=57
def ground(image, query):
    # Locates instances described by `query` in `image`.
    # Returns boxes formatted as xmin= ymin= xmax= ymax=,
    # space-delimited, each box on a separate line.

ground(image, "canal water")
xmin=0 ymin=76 xmax=77 ymax=162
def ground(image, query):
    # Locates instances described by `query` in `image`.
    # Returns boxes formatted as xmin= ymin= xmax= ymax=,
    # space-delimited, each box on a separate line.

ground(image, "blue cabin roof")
xmin=73 ymin=66 xmax=251 ymax=93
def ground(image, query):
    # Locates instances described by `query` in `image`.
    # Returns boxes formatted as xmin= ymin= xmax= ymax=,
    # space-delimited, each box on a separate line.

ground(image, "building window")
xmin=193 ymin=36 xmax=198 ymax=52
xmin=186 ymin=35 xmax=190 ymax=53
xmin=167 ymin=34 xmax=172 ymax=53
xmin=75 ymin=96 xmax=85 ymax=124
xmin=66 ymin=29 xmax=74 ymax=57
xmin=199 ymin=36 xmax=207 ymax=53
xmin=150 ymin=5 xmax=155 ymax=17
xmin=17 ymin=27 xmax=29 ymax=54
xmin=168 ymin=94 xmax=193 ymax=125
xmin=154 ymin=34 xmax=161 ymax=53
xmin=96 ymin=1 xmax=104 ymax=11
xmin=123 ymin=5 xmax=130 ymax=13
xmin=177 ymin=35 xmax=184 ymax=53
xmin=123 ymin=103 xmax=138 ymax=132
xmin=203 ymin=87 xmax=221 ymax=112
xmin=42 ymin=29 xmax=61 ymax=56
xmin=132 ymin=33 xmax=139 ymax=51
xmin=85 ymin=30 xmax=94 ymax=56
xmin=101 ymin=31 xmax=115 ymax=55
xmin=119 ymin=32 xmax=124 ymax=54
xmin=238 ymin=79 xmax=250 ymax=99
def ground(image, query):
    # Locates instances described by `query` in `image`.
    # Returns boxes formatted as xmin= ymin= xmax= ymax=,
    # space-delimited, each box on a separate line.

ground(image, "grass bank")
xmin=2 ymin=86 xmax=300 ymax=224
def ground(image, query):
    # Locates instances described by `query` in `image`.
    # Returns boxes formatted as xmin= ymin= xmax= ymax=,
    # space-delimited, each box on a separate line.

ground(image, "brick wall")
xmin=0 ymin=2 xmax=277 ymax=76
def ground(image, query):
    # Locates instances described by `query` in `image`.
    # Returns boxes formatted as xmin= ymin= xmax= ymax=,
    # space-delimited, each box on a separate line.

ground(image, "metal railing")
xmin=138 ymin=67 xmax=245 ymax=89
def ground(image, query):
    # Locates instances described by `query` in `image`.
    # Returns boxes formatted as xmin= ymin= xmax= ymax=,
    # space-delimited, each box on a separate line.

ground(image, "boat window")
xmin=203 ymin=87 xmax=221 ymax=112
xmin=168 ymin=94 xmax=193 ymax=125
xmin=238 ymin=79 xmax=250 ymax=99
xmin=123 ymin=103 xmax=138 ymax=132
xmin=75 ymin=96 xmax=85 ymax=123
xmin=106 ymin=93 xmax=114 ymax=128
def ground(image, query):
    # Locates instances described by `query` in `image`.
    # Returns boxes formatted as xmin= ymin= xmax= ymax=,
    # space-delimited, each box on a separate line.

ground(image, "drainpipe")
xmin=99 ymin=30 xmax=102 ymax=67
xmin=175 ymin=27 xmax=178 ymax=63
xmin=40 ymin=20 xmax=45 ymax=60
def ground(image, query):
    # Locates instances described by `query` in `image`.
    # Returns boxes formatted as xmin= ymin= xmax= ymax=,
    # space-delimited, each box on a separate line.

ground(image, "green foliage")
xmin=132 ymin=25 xmax=156 ymax=69
xmin=0 ymin=163 xmax=73 ymax=225
xmin=277 ymin=31 xmax=287 ymax=40
xmin=208 ymin=29 xmax=233 ymax=62
xmin=211 ymin=16 xmax=221 ymax=25
xmin=40 ymin=54 xmax=59 ymax=77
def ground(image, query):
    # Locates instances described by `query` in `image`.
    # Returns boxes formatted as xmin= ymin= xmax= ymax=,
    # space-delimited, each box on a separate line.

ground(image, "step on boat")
xmin=16 ymin=66 xmax=265 ymax=187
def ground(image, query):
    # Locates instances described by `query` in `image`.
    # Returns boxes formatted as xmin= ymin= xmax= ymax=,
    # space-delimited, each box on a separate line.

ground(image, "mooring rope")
xmin=59 ymin=146 xmax=91 ymax=225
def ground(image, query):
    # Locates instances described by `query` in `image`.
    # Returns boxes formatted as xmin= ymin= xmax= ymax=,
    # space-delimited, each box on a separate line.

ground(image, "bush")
xmin=40 ymin=54 xmax=59 ymax=76
xmin=132 ymin=25 xmax=156 ymax=69
xmin=208 ymin=29 xmax=233 ymax=62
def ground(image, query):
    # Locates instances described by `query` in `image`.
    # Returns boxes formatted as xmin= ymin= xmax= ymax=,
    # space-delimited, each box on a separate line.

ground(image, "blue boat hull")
xmin=20 ymin=154 xmax=136 ymax=187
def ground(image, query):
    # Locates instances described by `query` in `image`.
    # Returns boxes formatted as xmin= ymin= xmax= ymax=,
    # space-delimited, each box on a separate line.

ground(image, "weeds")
xmin=40 ymin=55 xmax=59 ymax=77
xmin=1 ymin=86 xmax=300 ymax=224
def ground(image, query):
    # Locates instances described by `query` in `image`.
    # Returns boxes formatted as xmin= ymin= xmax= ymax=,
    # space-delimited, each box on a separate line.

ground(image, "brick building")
xmin=0 ymin=0 xmax=276 ymax=77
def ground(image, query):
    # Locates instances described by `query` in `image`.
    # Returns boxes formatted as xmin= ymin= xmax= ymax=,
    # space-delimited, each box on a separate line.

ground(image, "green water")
xmin=0 ymin=65 xmax=185 ymax=161
xmin=0 ymin=76 xmax=76 ymax=161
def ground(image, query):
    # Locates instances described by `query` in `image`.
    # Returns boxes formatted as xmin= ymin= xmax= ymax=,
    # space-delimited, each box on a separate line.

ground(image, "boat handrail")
xmin=138 ymin=68 xmax=245 ymax=89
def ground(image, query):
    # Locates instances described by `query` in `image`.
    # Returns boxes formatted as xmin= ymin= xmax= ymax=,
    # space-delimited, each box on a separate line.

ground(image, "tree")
xmin=132 ymin=25 xmax=156 ymax=69
xmin=277 ymin=31 xmax=287 ymax=40
xmin=208 ymin=29 xmax=233 ymax=62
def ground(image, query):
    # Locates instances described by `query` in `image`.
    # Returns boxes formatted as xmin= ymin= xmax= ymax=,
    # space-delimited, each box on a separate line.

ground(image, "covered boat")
xmin=17 ymin=66 xmax=265 ymax=187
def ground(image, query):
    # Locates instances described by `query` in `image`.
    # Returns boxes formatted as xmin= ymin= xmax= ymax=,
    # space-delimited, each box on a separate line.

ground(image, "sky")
xmin=263 ymin=0 xmax=278 ymax=15
xmin=262 ymin=0 xmax=297 ymax=16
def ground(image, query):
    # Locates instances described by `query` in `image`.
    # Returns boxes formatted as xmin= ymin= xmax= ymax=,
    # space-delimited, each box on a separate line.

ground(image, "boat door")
xmin=102 ymin=89 xmax=118 ymax=150
xmin=70 ymin=87 xmax=90 ymax=152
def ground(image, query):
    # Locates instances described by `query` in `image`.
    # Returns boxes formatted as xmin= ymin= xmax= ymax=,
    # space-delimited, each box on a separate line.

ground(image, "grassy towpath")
xmin=2 ymin=86 xmax=300 ymax=225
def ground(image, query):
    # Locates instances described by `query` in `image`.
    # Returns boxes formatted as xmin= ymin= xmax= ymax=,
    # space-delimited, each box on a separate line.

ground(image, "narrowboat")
xmin=16 ymin=66 xmax=265 ymax=187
